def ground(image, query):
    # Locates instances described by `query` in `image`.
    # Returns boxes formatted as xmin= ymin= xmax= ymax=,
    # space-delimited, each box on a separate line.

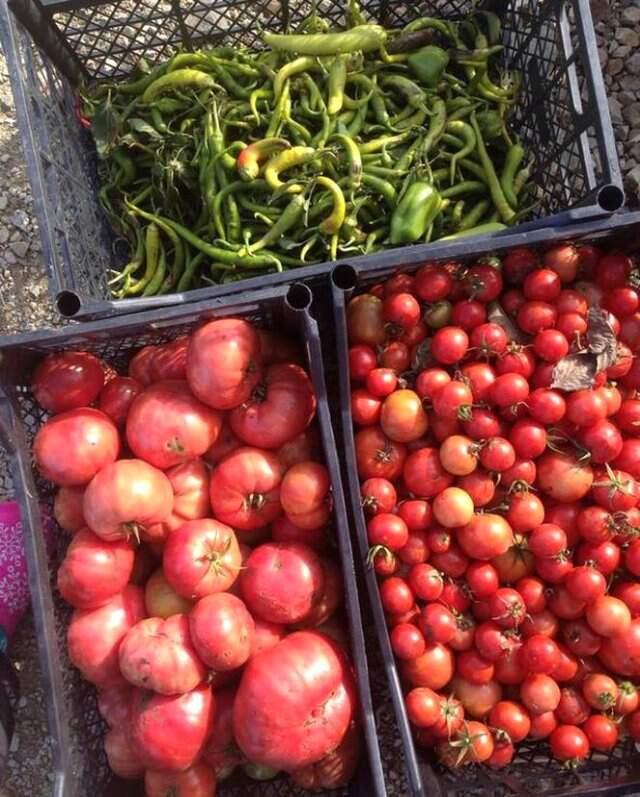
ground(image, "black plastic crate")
xmin=0 ymin=0 xmax=624 ymax=321
xmin=330 ymin=209 xmax=640 ymax=797
xmin=0 ymin=283 xmax=386 ymax=797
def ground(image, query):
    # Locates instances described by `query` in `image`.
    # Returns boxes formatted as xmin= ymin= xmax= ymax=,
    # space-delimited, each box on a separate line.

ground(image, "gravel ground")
xmin=0 ymin=1 xmax=640 ymax=794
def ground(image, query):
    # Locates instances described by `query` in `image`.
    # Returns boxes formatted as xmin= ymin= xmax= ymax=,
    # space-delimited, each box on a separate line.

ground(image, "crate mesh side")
xmin=8 ymin=14 xmax=113 ymax=301
xmin=0 ymin=298 xmax=366 ymax=797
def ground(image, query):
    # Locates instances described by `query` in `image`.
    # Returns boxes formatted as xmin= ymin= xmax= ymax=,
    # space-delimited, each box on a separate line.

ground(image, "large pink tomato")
xmin=34 ymin=408 xmax=119 ymax=486
xmin=83 ymin=459 xmax=173 ymax=542
xmin=67 ymin=584 xmax=145 ymax=687
xmin=104 ymin=727 xmax=144 ymax=780
xmin=144 ymin=763 xmax=216 ymax=797
xmin=163 ymin=518 xmax=241 ymax=599
xmin=209 ymin=447 xmax=284 ymax=530
xmin=53 ymin=486 xmax=86 ymax=533
xmin=189 ymin=592 xmax=255 ymax=671
xmin=97 ymin=375 xmax=143 ymax=429
xmin=130 ymin=684 xmax=214 ymax=772
xmin=240 ymin=542 xmax=325 ymax=624
xmin=126 ymin=380 xmax=221 ymax=468
xmin=186 ymin=318 xmax=262 ymax=410
xmin=32 ymin=350 xmax=105 ymax=414
xmin=280 ymin=461 xmax=331 ymax=530
xmin=202 ymin=686 xmax=243 ymax=777
xmin=144 ymin=459 xmax=211 ymax=543
xmin=119 ymin=614 xmax=206 ymax=694
xmin=97 ymin=684 xmax=133 ymax=728
xmin=229 ymin=363 xmax=316 ymax=449
xmin=56 ymin=528 xmax=135 ymax=609
xmin=233 ymin=631 xmax=357 ymax=771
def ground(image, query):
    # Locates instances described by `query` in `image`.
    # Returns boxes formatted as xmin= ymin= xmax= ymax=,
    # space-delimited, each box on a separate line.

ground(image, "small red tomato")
xmin=405 ymin=687 xmax=441 ymax=728
xmin=519 ymin=634 xmax=560 ymax=674
xmin=414 ymin=265 xmax=453 ymax=302
xmin=523 ymin=268 xmax=561 ymax=302
xmin=431 ymin=326 xmax=469 ymax=365
xmin=533 ymin=329 xmax=569 ymax=363
xmin=479 ymin=437 xmax=516 ymax=472
xmin=549 ymin=725 xmax=589 ymax=763
xmin=469 ymin=323 xmax=508 ymax=357
xmin=367 ymin=513 xmax=409 ymax=552
xmin=408 ymin=564 xmax=443 ymax=602
xmin=528 ymin=523 xmax=567 ymax=558
xmin=415 ymin=368 xmax=451 ymax=400
xmin=466 ymin=562 xmax=499 ymax=599
xmin=565 ymin=389 xmax=607 ymax=427
xmin=379 ymin=577 xmax=414 ymax=615
xmin=366 ymin=368 xmax=398 ymax=398
xmin=391 ymin=623 xmax=426 ymax=660
xmin=349 ymin=345 xmax=377 ymax=381
xmin=456 ymin=649 xmax=495 ymax=684
xmin=517 ymin=301 xmax=557 ymax=334
xmin=556 ymin=311 xmax=588 ymax=342
xmin=583 ymin=715 xmax=618 ymax=752
xmin=383 ymin=292 xmax=421 ymax=331
xmin=451 ymin=299 xmax=487 ymax=331
xmin=419 ymin=603 xmax=457 ymax=644
xmin=565 ymin=565 xmax=606 ymax=604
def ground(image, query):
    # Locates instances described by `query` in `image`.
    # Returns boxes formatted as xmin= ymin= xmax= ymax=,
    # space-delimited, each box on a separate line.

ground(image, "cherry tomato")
xmin=391 ymin=623 xmax=426 ymax=660
xmin=431 ymin=326 xmax=469 ymax=365
xmin=383 ymin=292 xmax=421 ymax=331
xmin=451 ymin=299 xmax=487 ymax=330
xmin=506 ymin=492 xmax=545 ymax=533
xmin=521 ymin=673 xmax=561 ymax=714
xmin=419 ymin=603 xmax=457 ymax=644
xmin=415 ymin=368 xmax=451 ymax=401
xmin=405 ymin=687 xmax=441 ymax=728
xmin=397 ymin=500 xmax=432 ymax=531
xmin=517 ymin=301 xmax=557 ymax=334
xmin=528 ymin=524 xmax=567 ymax=558
xmin=456 ymin=649 xmax=495 ymax=684
xmin=556 ymin=311 xmax=588 ymax=342
xmin=367 ymin=513 xmax=409 ymax=552
xmin=565 ymin=389 xmax=608 ymax=427
xmin=527 ymin=388 xmax=566 ymax=424
xmin=414 ymin=265 xmax=453 ymax=302
xmin=479 ymin=438 xmax=516 ymax=472
xmin=360 ymin=478 xmax=397 ymax=516
xmin=517 ymin=577 xmax=547 ymax=613
xmin=351 ymin=388 xmax=382 ymax=426
xmin=549 ymin=725 xmax=589 ymax=763
xmin=470 ymin=323 xmax=508 ymax=357
xmin=366 ymin=368 xmax=398 ymax=398
xmin=349 ymin=345 xmax=377 ymax=381
xmin=533 ymin=329 xmax=569 ymax=363
xmin=407 ymin=564 xmax=443 ymax=602
xmin=565 ymin=566 xmax=607 ymax=604
xmin=432 ymin=381 xmax=473 ymax=421
xmin=583 ymin=714 xmax=618 ymax=752
xmin=519 ymin=634 xmax=560 ymax=674
xmin=379 ymin=577 xmax=414 ymax=615
xmin=586 ymin=595 xmax=631 ymax=638
xmin=466 ymin=562 xmax=499 ymax=599
xmin=489 ymin=588 xmax=526 ymax=629
xmin=555 ymin=687 xmax=590 ymax=725
xmin=463 ymin=264 xmax=503 ymax=303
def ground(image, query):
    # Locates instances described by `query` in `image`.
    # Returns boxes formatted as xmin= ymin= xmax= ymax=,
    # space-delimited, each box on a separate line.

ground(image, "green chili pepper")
xmin=273 ymin=56 xmax=320 ymax=100
xmin=380 ymin=75 xmax=426 ymax=109
xmin=142 ymin=239 xmax=167 ymax=296
xmin=358 ymin=173 xmax=397 ymax=207
xmin=408 ymin=46 xmax=450 ymax=87
xmin=346 ymin=0 xmax=367 ymax=27
xmin=249 ymin=87 xmax=273 ymax=122
xmin=264 ymin=25 xmax=387 ymax=55
xmin=264 ymin=146 xmax=318 ymax=191
xmin=142 ymin=69 xmax=216 ymax=103
xmin=403 ymin=17 xmax=457 ymax=41
xmin=422 ymin=97 xmax=447 ymax=157
xmin=330 ymin=132 xmax=362 ymax=189
xmin=266 ymin=81 xmax=290 ymax=138
xmin=441 ymin=222 xmax=507 ymax=240
xmin=343 ymin=73 xmax=374 ymax=109
xmin=500 ymin=142 xmax=525 ymax=210
xmin=359 ymin=130 xmax=412 ymax=154
xmin=470 ymin=113 xmax=516 ymax=224
xmin=440 ymin=180 xmax=486 ymax=198
xmin=127 ymin=223 xmax=160 ymax=294
xmin=314 ymin=176 xmax=346 ymax=234
xmin=445 ymin=120 xmax=476 ymax=182
xmin=246 ymin=193 xmax=306 ymax=254
xmin=390 ymin=182 xmax=442 ymax=244
xmin=327 ymin=55 xmax=349 ymax=115
xmin=236 ymin=138 xmax=290 ymax=181
xmin=458 ymin=198 xmax=490 ymax=230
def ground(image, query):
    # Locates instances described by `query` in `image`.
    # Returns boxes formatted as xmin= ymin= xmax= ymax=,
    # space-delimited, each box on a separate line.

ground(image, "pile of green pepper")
xmin=81 ymin=0 xmax=533 ymax=297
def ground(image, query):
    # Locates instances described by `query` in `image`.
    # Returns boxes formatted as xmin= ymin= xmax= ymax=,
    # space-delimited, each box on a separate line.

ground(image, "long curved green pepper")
xmin=445 ymin=120 xmax=476 ymax=182
xmin=274 ymin=57 xmax=320 ymax=100
xmin=143 ymin=239 xmax=167 ymax=296
xmin=246 ymin=193 xmax=307 ymax=254
xmin=422 ymin=98 xmax=447 ymax=157
xmin=500 ymin=143 xmax=525 ymax=210
xmin=327 ymin=55 xmax=348 ymax=115
xmin=142 ymin=69 xmax=216 ymax=103
xmin=127 ymin=223 xmax=160 ymax=294
xmin=470 ymin=113 xmax=516 ymax=224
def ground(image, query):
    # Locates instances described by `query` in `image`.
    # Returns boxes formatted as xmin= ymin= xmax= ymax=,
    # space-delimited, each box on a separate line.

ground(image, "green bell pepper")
xmin=390 ymin=182 xmax=442 ymax=244
xmin=408 ymin=46 xmax=450 ymax=87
